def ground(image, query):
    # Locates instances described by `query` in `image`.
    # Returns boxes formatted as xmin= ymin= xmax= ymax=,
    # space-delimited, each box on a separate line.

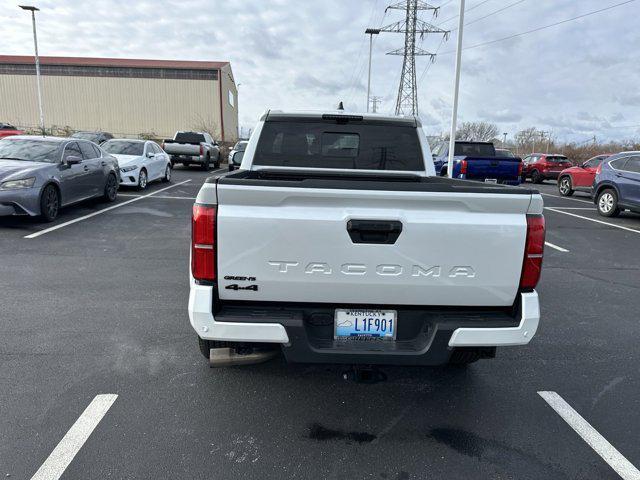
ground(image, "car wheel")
xmin=162 ymin=164 xmax=172 ymax=183
xmin=137 ymin=169 xmax=148 ymax=190
xmin=228 ymin=164 xmax=235 ymax=172
xmin=558 ymin=176 xmax=574 ymax=196
xmin=103 ymin=173 xmax=118 ymax=202
xmin=201 ymin=156 xmax=211 ymax=171
xmin=597 ymin=188 xmax=620 ymax=217
xmin=39 ymin=184 xmax=60 ymax=222
xmin=531 ymin=170 xmax=543 ymax=184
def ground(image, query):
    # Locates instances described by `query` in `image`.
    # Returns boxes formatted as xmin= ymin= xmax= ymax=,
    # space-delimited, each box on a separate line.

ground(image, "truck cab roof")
xmin=260 ymin=110 xmax=421 ymax=127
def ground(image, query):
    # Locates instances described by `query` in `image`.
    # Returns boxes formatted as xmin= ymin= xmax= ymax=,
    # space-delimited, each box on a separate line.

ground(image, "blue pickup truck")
xmin=431 ymin=141 xmax=522 ymax=185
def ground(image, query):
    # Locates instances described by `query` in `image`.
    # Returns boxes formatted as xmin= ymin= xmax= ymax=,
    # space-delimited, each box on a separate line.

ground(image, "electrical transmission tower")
xmin=380 ymin=0 xmax=448 ymax=116
xmin=370 ymin=96 xmax=382 ymax=113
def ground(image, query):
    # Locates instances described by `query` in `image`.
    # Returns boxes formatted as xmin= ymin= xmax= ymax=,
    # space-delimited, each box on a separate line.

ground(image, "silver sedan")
xmin=0 ymin=136 xmax=120 ymax=222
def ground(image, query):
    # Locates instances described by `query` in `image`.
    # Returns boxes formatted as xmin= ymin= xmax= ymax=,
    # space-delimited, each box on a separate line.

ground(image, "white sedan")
xmin=102 ymin=139 xmax=171 ymax=190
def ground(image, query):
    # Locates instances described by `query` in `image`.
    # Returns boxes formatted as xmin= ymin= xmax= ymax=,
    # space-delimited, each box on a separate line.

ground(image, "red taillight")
xmin=192 ymin=205 xmax=216 ymax=282
xmin=199 ymin=144 xmax=204 ymax=156
xmin=161 ymin=141 xmax=165 ymax=150
xmin=520 ymin=215 xmax=545 ymax=290
xmin=518 ymin=161 xmax=523 ymax=176
xmin=460 ymin=159 xmax=468 ymax=175
xmin=596 ymin=162 xmax=603 ymax=175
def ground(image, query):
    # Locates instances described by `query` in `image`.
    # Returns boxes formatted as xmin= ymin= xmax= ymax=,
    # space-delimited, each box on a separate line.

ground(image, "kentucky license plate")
xmin=484 ymin=178 xmax=498 ymax=184
xmin=334 ymin=309 xmax=397 ymax=341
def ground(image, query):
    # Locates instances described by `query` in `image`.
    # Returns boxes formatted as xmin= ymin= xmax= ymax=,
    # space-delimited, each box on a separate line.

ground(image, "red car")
xmin=557 ymin=154 xmax=613 ymax=197
xmin=522 ymin=153 xmax=573 ymax=183
xmin=0 ymin=123 xmax=24 ymax=139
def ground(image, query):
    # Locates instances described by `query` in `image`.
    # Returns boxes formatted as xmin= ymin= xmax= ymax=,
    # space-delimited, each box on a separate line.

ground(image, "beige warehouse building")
xmin=0 ymin=55 xmax=238 ymax=143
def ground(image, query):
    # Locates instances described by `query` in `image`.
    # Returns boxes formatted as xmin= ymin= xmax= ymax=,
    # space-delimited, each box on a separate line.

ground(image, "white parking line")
xmin=545 ymin=241 xmax=569 ymax=253
xmin=539 ymin=391 xmax=640 ymax=480
xmin=118 ymin=193 xmax=196 ymax=200
xmin=544 ymin=207 xmax=594 ymax=211
xmin=30 ymin=394 xmax=118 ymax=480
xmin=541 ymin=192 xmax=593 ymax=204
xmin=545 ymin=207 xmax=640 ymax=235
xmin=24 ymin=180 xmax=191 ymax=239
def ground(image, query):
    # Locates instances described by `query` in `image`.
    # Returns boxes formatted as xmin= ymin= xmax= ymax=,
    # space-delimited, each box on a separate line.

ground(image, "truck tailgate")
xmin=215 ymin=182 xmax=530 ymax=307
xmin=465 ymin=157 xmax=521 ymax=181
xmin=165 ymin=144 xmax=200 ymax=155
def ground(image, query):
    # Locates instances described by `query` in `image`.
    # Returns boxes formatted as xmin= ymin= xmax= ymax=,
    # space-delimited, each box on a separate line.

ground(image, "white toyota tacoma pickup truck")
xmin=189 ymin=111 xmax=545 ymax=367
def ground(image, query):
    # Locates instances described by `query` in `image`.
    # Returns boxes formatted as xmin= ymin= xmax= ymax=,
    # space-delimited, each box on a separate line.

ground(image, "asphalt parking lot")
xmin=1 ymin=172 xmax=639 ymax=480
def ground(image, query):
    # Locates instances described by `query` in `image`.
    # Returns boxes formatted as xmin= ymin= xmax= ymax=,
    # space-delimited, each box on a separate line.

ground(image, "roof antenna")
xmin=337 ymin=101 xmax=344 ymax=111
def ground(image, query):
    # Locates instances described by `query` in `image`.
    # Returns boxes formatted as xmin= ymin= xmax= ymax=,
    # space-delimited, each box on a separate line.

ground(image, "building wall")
xmin=0 ymin=74 xmax=229 ymax=140
xmin=220 ymin=64 xmax=239 ymax=143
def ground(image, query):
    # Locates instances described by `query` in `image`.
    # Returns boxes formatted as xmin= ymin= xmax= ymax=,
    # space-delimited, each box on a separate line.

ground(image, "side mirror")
xmin=146 ymin=152 xmax=154 ymax=158
xmin=66 ymin=156 xmax=82 ymax=165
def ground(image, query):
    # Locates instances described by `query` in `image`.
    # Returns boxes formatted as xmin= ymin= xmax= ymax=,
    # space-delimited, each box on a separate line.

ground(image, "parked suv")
xmin=593 ymin=152 xmax=640 ymax=217
xmin=522 ymin=154 xmax=572 ymax=184
xmin=557 ymin=154 xmax=612 ymax=197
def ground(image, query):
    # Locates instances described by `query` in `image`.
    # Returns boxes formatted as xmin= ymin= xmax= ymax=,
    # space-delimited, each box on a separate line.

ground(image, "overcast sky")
xmin=2 ymin=0 xmax=639 ymax=142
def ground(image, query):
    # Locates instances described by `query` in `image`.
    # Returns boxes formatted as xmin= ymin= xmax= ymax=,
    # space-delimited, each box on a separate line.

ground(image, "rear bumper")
xmin=171 ymin=154 xmax=204 ymax=164
xmin=188 ymin=285 xmax=539 ymax=366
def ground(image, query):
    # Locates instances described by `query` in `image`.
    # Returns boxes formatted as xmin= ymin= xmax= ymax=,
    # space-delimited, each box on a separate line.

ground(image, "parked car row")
xmin=525 ymin=151 xmax=640 ymax=218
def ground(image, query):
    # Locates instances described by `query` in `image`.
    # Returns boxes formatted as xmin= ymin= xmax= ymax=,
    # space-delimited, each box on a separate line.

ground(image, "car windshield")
xmin=0 ymin=138 xmax=60 ymax=163
xmin=102 ymin=141 xmax=144 ymax=156
xmin=547 ymin=156 xmax=569 ymax=163
xmin=495 ymin=149 xmax=516 ymax=158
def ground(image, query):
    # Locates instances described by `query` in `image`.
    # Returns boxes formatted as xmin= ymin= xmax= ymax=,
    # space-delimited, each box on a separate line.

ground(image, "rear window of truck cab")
xmin=252 ymin=121 xmax=424 ymax=171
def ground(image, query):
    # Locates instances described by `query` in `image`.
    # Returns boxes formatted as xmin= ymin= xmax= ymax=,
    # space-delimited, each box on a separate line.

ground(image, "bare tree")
xmin=514 ymin=127 xmax=539 ymax=153
xmin=454 ymin=122 xmax=499 ymax=141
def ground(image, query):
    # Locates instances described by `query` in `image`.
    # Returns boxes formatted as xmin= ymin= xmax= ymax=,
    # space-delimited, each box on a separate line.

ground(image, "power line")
xmin=436 ymin=0 xmax=493 ymax=25
xmin=417 ymin=0 xmax=527 ymax=84
xmin=440 ymin=0 xmax=637 ymax=54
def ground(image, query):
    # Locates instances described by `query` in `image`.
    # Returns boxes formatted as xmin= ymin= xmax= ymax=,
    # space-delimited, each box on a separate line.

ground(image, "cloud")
xmin=0 ymin=0 xmax=636 ymax=141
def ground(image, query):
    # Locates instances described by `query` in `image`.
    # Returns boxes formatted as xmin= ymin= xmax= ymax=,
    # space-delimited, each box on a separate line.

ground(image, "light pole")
xmin=365 ymin=28 xmax=380 ymax=113
xmin=503 ymin=132 xmax=507 ymax=146
xmin=447 ymin=0 xmax=465 ymax=178
xmin=236 ymin=83 xmax=241 ymax=139
xmin=20 ymin=5 xmax=45 ymax=136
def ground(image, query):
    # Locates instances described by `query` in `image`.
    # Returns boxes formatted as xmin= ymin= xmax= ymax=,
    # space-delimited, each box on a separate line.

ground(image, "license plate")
xmin=484 ymin=178 xmax=498 ymax=184
xmin=334 ymin=309 xmax=397 ymax=340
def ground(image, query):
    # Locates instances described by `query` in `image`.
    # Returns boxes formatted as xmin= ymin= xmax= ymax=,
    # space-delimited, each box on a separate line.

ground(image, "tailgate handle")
xmin=347 ymin=219 xmax=403 ymax=245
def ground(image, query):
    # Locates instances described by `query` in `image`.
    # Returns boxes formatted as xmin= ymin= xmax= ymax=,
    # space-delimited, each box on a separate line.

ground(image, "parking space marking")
xmin=24 ymin=180 xmax=191 ymax=239
xmin=30 ymin=394 xmax=118 ymax=480
xmin=539 ymin=391 xmax=640 ymax=480
xmin=118 ymin=193 xmax=197 ymax=200
xmin=545 ymin=241 xmax=569 ymax=253
xmin=545 ymin=207 xmax=640 ymax=235
xmin=541 ymin=193 xmax=593 ymax=204
xmin=545 ymin=207 xmax=594 ymax=211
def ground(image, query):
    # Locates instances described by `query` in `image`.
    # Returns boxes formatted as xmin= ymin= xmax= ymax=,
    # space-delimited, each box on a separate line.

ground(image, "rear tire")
xmin=162 ymin=164 xmax=171 ymax=182
xmin=531 ymin=170 xmax=543 ymax=184
xmin=201 ymin=155 xmax=211 ymax=171
xmin=597 ymin=188 xmax=620 ymax=217
xmin=39 ymin=184 xmax=60 ymax=222
xmin=102 ymin=173 xmax=118 ymax=202
xmin=558 ymin=176 xmax=574 ymax=196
